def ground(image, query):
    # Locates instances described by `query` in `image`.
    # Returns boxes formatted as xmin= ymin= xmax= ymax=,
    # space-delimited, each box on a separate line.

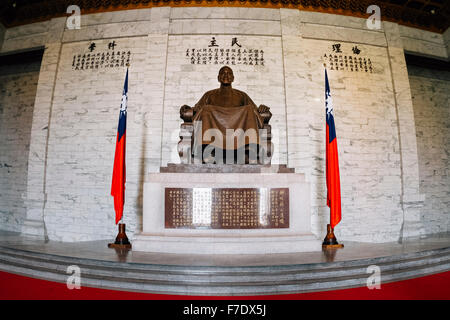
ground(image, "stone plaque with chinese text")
xmin=165 ymin=188 xmax=289 ymax=229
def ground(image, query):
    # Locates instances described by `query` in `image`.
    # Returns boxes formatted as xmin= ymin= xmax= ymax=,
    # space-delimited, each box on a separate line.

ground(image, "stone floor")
xmin=0 ymin=230 xmax=449 ymax=267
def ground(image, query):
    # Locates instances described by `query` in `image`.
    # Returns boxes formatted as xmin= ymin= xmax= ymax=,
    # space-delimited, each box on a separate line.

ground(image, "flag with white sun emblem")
xmin=325 ymin=69 xmax=342 ymax=228
xmin=111 ymin=69 xmax=128 ymax=225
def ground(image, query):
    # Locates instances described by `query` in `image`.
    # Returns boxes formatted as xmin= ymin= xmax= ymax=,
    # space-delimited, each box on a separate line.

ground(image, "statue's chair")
xmin=177 ymin=105 xmax=273 ymax=164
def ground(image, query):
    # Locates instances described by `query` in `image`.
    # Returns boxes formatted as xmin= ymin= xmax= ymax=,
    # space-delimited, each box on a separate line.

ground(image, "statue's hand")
xmin=258 ymin=105 xmax=270 ymax=113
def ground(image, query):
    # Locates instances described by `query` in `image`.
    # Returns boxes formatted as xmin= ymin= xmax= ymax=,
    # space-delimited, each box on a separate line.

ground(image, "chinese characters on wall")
xmin=324 ymin=43 xmax=373 ymax=73
xmin=71 ymin=40 xmax=131 ymax=71
xmin=167 ymin=189 xmax=193 ymax=228
xmin=186 ymin=37 xmax=265 ymax=66
xmin=165 ymin=187 xmax=289 ymax=229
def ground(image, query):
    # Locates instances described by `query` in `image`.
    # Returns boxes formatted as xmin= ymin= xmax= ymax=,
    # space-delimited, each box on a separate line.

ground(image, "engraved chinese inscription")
xmin=71 ymin=41 xmax=132 ymax=71
xmin=165 ymin=188 xmax=289 ymax=229
xmin=323 ymin=43 xmax=374 ymax=73
xmin=185 ymin=37 xmax=265 ymax=66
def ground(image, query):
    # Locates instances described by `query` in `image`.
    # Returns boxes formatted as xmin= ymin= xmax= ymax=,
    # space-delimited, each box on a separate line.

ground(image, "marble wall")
xmin=285 ymin=38 xmax=405 ymax=241
xmin=41 ymin=37 xmax=149 ymax=241
xmin=0 ymin=60 xmax=41 ymax=232
xmin=161 ymin=34 xmax=287 ymax=166
xmin=409 ymin=65 xmax=450 ymax=235
xmin=0 ymin=7 xmax=448 ymax=243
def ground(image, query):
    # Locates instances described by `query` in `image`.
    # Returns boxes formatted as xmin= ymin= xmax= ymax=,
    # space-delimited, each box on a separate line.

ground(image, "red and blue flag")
xmin=111 ymin=69 xmax=128 ymax=224
xmin=325 ymin=69 xmax=342 ymax=228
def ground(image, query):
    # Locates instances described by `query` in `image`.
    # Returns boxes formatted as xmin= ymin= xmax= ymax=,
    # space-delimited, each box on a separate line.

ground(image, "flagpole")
xmin=108 ymin=218 xmax=131 ymax=249
xmin=108 ymin=68 xmax=131 ymax=250
xmin=322 ymin=65 xmax=343 ymax=250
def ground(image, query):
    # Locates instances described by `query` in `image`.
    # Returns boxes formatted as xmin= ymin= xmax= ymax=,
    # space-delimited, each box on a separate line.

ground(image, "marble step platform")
xmin=132 ymin=233 xmax=322 ymax=254
xmin=0 ymin=231 xmax=449 ymax=296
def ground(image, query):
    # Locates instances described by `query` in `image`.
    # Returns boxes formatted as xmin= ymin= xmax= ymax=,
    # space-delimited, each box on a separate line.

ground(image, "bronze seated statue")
xmin=178 ymin=66 xmax=273 ymax=164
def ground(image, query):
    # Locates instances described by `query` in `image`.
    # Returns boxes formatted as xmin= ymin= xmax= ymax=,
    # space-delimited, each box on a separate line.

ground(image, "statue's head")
xmin=218 ymin=66 xmax=234 ymax=86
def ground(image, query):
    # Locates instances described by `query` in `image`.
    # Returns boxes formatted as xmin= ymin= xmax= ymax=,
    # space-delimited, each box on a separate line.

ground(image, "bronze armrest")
xmin=258 ymin=105 xmax=272 ymax=124
xmin=180 ymin=105 xmax=194 ymax=122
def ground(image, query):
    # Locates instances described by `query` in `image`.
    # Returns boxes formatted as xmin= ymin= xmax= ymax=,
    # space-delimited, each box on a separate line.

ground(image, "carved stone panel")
xmin=165 ymin=187 xmax=289 ymax=229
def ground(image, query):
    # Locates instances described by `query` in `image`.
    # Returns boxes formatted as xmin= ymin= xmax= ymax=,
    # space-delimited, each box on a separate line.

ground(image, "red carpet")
xmin=1 ymin=270 xmax=449 ymax=300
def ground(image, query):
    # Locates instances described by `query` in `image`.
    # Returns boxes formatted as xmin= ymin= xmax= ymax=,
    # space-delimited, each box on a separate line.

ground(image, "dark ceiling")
xmin=0 ymin=0 xmax=449 ymax=33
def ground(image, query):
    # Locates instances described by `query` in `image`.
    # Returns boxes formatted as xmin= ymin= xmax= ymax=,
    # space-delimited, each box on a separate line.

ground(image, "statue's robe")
xmin=192 ymin=87 xmax=264 ymax=151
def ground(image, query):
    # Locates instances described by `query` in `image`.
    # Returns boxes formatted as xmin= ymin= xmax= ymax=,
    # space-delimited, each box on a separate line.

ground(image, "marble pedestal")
xmin=133 ymin=166 xmax=322 ymax=254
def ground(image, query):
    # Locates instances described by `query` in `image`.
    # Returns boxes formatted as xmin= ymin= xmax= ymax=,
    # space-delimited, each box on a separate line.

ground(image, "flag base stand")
xmin=322 ymin=224 xmax=344 ymax=249
xmin=108 ymin=223 xmax=132 ymax=249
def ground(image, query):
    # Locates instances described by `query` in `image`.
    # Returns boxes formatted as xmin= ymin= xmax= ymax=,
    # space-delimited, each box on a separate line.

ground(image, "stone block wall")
xmin=161 ymin=34 xmax=287 ymax=166
xmin=409 ymin=66 xmax=450 ymax=234
xmin=285 ymin=38 xmax=404 ymax=241
xmin=42 ymin=37 xmax=150 ymax=241
xmin=0 ymin=61 xmax=41 ymax=231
